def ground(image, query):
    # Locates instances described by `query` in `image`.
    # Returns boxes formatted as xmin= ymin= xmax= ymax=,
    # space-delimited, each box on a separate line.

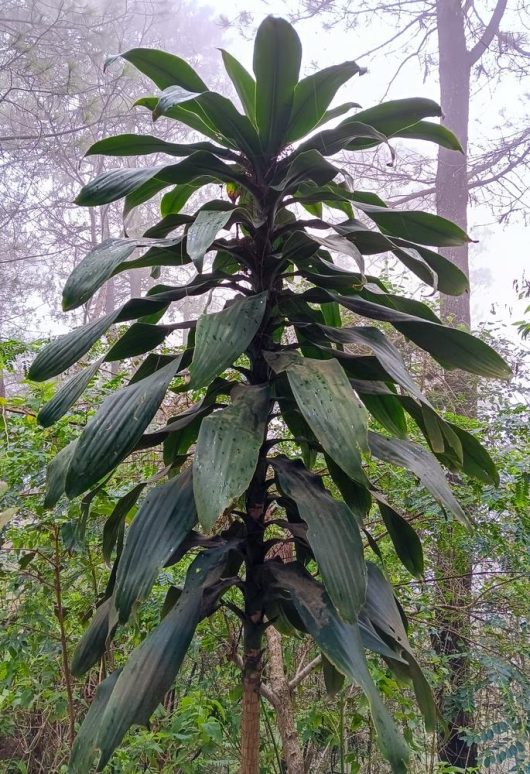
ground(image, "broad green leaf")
xmin=316 ymin=325 xmax=427 ymax=404
xmin=368 ymin=431 xmax=469 ymax=525
xmin=37 ymin=359 xmax=102 ymax=427
xmin=287 ymin=61 xmax=366 ymax=142
xmin=393 ymin=120 xmax=463 ymax=151
xmin=376 ymin=498 xmax=424 ymax=577
xmin=102 ymin=483 xmax=147 ymax=563
xmin=355 ymin=202 xmax=471 ymax=247
xmin=253 ymin=16 xmax=302 ymax=154
xmin=324 ymin=454 xmax=372 ymax=524
xmin=85 ymin=133 xmax=234 ymax=159
xmin=399 ymin=397 xmax=498 ymax=485
xmin=267 ymin=562 xmax=409 ymax=773
xmin=62 ymin=237 xmax=182 ymax=311
xmin=152 ymin=85 xmax=203 ymax=119
xmin=447 ymin=423 xmax=499 ymax=486
xmin=186 ymin=209 xmax=232 ymax=267
xmin=62 ymin=240 xmax=135 ymax=310
xmin=322 ymin=653 xmax=345 ymax=697
xmin=190 ymin=92 xmax=262 ymax=160
xmin=349 ymin=98 xmax=442 ymax=140
xmin=266 ymin=351 xmax=369 ymax=485
xmin=114 ymin=468 xmax=197 ymax=622
xmin=273 ymin=149 xmax=338 ymax=192
xmin=96 ymin=545 xmax=238 ymax=769
xmin=272 ymin=456 xmax=366 ymax=622
xmin=391 ymin=239 xmax=469 ymax=295
xmin=107 ymin=48 xmax=207 ymax=91
xmin=363 ymin=562 xmax=436 ymax=730
xmin=188 ymin=292 xmax=267 ymax=389
xmin=71 ymin=598 xmax=115 ymax=677
xmin=360 ymin=393 xmax=408 ymax=438
xmin=193 ymin=384 xmax=270 ymax=530
xmin=161 ymin=181 xmax=204 ymax=216
xmin=29 ymin=312 xmax=116 ymax=382
xmin=44 ymin=440 xmax=77 ymax=509
xmin=330 ymin=292 xmax=512 ymax=379
xmin=76 ymin=152 xmax=258 ymax=207
xmin=299 ymin=119 xmax=387 ymax=157
xmin=65 ymin=357 xmax=183 ymax=498
xmin=96 ymin=590 xmax=200 ymax=769
xmin=314 ymin=101 xmax=360 ymax=129
xmin=307 ymin=233 xmax=364 ymax=272
xmin=220 ymin=50 xmax=256 ymax=120
xmin=105 ymin=323 xmax=171 ymax=362
xmin=69 ymin=670 xmax=121 ymax=774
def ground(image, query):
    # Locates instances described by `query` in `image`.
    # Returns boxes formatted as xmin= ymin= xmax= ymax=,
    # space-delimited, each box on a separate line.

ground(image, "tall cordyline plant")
xmin=29 ymin=16 xmax=510 ymax=773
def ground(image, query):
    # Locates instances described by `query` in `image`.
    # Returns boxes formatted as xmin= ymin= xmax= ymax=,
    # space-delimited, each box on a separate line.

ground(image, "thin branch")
xmin=289 ymin=655 xmax=322 ymax=689
xmin=467 ymin=0 xmax=508 ymax=64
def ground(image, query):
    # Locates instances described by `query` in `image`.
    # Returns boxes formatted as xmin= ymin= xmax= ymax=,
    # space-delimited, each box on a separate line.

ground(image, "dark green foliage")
xmin=28 ymin=15 xmax=510 ymax=772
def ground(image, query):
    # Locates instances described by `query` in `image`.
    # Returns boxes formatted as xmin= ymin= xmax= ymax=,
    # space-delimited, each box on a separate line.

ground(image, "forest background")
xmin=1 ymin=1 xmax=529 ymax=772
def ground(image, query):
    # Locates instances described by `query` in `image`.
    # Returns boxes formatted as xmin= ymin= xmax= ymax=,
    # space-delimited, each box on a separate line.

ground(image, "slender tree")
xmin=29 ymin=16 xmax=510 ymax=773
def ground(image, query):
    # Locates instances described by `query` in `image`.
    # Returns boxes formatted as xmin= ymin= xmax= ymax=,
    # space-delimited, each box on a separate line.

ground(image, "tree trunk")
xmin=266 ymin=626 xmax=305 ymax=774
xmin=435 ymin=2 xmax=477 ymax=768
xmin=240 ymin=634 xmax=263 ymax=774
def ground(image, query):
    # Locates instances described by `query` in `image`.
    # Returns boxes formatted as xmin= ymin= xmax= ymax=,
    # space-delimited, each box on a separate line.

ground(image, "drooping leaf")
xmin=316 ymin=324 xmax=427 ymax=404
xmin=104 ymin=323 xmax=172 ymax=362
xmin=44 ymin=440 xmax=77 ymax=509
xmin=392 ymin=120 xmax=463 ymax=151
xmin=114 ymin=468 xmax=197 ymax=622
xmin=299 ymin=119 xmax=387 ymax=157
xmin=253 ymin=16 xmax=302 ymax=154
xmin=349 ymin=98 xmax=442 ymax=140
xmin=96 ymin=590 xmax=200 ymax=769
xmin=161 ymin=181 xmax=202 ymax=217
xmin=193 ymin=384 xmax=270 ymax=530
xmin=376 ymin=497 xmax=424 ymax=577
xmin=71 ymin=598 xmax=115 ymax=677
xmin=188 ymin=292 xmax=267 ymax=389
xmin=266 ymin=351 xmax=369 ymax=485
xmin=287 ymin=61 xmax=366 ymax=142
xmin=102 ymin=483 xmax=147 ymax=564
xmin=68 ymin=670 xmax=122 ymax=774
xmin=65 ymin=357 xmax=183 ymax=498
xmin=368 ymin=431 xmax=469 ymax=525
xmin=272 ymin=456 xmax=366 ymax=623
xmin=363 ymin=562 xmax=436 ymax=730
xmin=186 ymin=209 xmax=232 ymax=267
xmin=322 ymin=653 xmax=345 ymax=697
xmin=29 ymin=313 xmax=117 ymax=382
xmin=37 ymin=360 xmax=102 ymax=427
xmin=95 ymin=545 xmax=239 ymax=769
xmin=152 ymin=85 xmax=203 ymax=119
xmin=354 ymin=202 xmax=471 ymax=247
xmin=324 ymin=454 xmax=372 ymax=524
xmin=267 ymin=562 xmax=409 ymax=774
xmin=329 ymin=292 xmax=512 ymax=379
xmin=391 ymin=239 xmax=469 ymax=295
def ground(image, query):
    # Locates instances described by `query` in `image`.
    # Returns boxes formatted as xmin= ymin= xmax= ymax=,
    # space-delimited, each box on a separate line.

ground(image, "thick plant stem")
xmin=240 ymin=625 xmax=263 ymax=774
